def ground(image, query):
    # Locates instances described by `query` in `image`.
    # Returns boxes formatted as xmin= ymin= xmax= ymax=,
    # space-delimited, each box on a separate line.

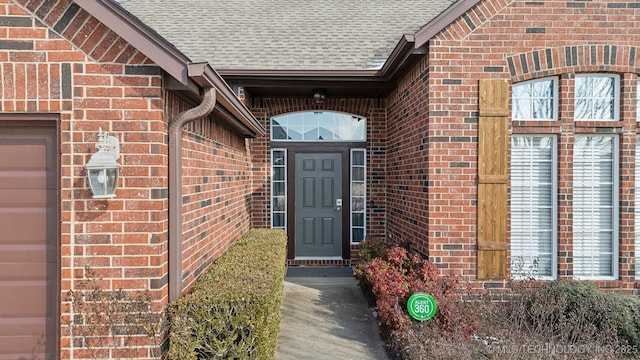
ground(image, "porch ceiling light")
xmin=85 ymin=128 xmax=120 ymax=199
xmin=313 ymin=88 xmax=327 ymax=104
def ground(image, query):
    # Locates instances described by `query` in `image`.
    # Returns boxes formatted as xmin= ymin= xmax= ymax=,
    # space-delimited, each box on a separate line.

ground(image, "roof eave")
xmin=73 ymin=0 xmax=264 ymax=137
xmin=414 ymin=0 xmax=483 ymax=47
xmin=218 ymin=69 xmax=381 ymax=78
xmin=217 ymin=35 xmax=421 ymax=98
xmin=188 ymin=62 xmax=265 ymax=136
xmin=379 ymin=34 xmax=424 ymax=81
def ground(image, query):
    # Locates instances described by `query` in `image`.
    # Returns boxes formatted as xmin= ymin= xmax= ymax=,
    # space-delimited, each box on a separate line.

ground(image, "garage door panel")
xmin=0 ymin=261 xmax=49 ymax=280
xmin=0 ymin=209 xmax=48 ymax=242
xmin=0 ymin=317 xmax=55 ymax=335
xmin=0 ymin=173 xmax=47 ymax=190
xmin=0 ymin=124 xmax=57 ymax=359
xmin=0 ymin=137 xmax=52 ymax=167
xmin=0 ymin=332 xmax=55 ymax=360
xmin=0 ymin=188 xmax=52 ymax=204
xmin=0 ymin=281 xmax=51 ymax=316
xmin=0 ymin=245 xmax=49 ymax=262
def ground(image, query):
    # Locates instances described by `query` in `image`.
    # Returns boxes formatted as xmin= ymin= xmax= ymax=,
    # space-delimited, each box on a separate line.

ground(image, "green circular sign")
xmin=407 ymin=292 xmax=437 ymax=321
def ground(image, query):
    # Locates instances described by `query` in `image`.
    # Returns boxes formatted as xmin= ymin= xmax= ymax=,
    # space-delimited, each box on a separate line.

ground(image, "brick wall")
xmin=387 ymin=0 xmax=640 ymax=293
xmin=3 ymin=1 xmax=167 ymax=357
xmin=249 ymin=97 xmax=387 ymax=257
xmin=171 ymin=91 xmax=253 ymax=293
xmin=2 ymin=0 xmax=256 ymax=358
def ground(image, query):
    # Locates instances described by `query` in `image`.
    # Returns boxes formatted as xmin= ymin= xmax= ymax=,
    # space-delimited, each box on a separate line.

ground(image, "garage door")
xmin=0 ymin=124 xmax=58 ymax=359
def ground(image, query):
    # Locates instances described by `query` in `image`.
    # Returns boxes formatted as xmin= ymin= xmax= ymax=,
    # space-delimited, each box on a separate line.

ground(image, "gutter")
xmin=168 ymin=86 xmax=216 ymax=302
xmin=188 ymin=62 xmax=263 ymax=136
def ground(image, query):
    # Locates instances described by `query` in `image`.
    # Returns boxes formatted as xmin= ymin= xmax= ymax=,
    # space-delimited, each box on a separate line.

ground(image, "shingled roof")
xmin=118 ymin=0 xmax=455 ymax=71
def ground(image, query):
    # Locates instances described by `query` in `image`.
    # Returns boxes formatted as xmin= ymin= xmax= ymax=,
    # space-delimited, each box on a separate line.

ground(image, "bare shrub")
xmin=67 ymin=267 xmax=165 ymax=360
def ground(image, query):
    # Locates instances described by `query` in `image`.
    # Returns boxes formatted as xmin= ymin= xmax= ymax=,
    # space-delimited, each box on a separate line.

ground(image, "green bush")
xmin=607 ymin=293 xmax=640 ymax=353
xmin=167 ymin=229 xmax=288 ymax=360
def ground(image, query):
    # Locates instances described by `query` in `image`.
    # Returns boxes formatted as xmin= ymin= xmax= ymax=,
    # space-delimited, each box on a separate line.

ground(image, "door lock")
xmin=336 ymin=198 xmax=342 ymax=211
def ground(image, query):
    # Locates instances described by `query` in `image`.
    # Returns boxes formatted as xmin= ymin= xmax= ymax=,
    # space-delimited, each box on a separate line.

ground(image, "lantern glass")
xmin=88 ymin=167 xmax=119 ymax=198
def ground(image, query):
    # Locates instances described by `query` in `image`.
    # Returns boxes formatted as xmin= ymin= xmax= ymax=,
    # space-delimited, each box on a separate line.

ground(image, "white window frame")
xmin=510 ymin=135 xmax=558 ymax=280
xmin=572 ymin=134 xmax=619 ymax=280
xmin=270 ymin=149 xmax=287 ymax=229
xmin=574 ymin=74 xmax=620 ymax=121
xmin=350 ymin=149 xmax=367 ymax=243
xmin=512 ymin=77 xmax=559 ymax=121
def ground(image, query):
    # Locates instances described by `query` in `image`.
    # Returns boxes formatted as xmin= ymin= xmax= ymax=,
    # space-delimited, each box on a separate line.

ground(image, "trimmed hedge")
xmin=168 ymin=229 xmax=288 ymax=360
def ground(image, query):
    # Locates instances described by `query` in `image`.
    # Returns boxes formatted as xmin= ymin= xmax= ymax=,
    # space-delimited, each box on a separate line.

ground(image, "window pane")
xmin=274 ymin=167 xmax=285 ymax=181
xmin=352 ymin=213 xmax=364 ymax=227
xmin=273 ymin=197 xmax=285 ymax=212
xmin=287 ymin=126 xmax=302 ymax=140
xmin=533 ymin=99 xmax=553 ymax=119
xmin=352 ymin=197 xmax=364 ymax=212
xmin=352 ymin=167 xmax=364 ymax=181
xmin=272 ymin=151 xmax=285 ymax=165
xmin=273 ymin=182 xmax=285 ymax=196
xmin=352 ymin=182 xmax=364 ymax=197
xmin=532 ymin=81 xmax=553 ymax=97
xmin=352 ymin=228 xmax=365 ymax=242
xmin=510 ymin=135 xmax=556 ymax=278
xmin=512 ymin=84 xmax=531 ymax=98
xmin=352 ymin=151 xmax=365 ymax=166
xmin=513 ymin=99 xmax=532 ymax=119
xmin=271 ymin=119 xmax=287 ymax=139
xmin=272 ymin=213 xmax=285 ymax=228
xmin=573 ymin=135 xmax=616 ymax=277
xmin=574 ymin=98 xmax=590 ymax=120
xmin=575 ymin=75 xmax=616 ymax=120
xmin=512 ymin=78 xmax=555 ymax=120
xmin=271 ymin=111 xmax=366 ymax=141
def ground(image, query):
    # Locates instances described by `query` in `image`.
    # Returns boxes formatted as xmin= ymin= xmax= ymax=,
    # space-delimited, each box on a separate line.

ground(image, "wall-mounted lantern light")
xmin=85 ymin=128 xmax=120 ymax=199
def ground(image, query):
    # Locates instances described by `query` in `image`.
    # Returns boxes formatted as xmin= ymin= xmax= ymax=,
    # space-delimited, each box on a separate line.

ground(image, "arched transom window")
xmin=271 ymin=111 xmax=366 ymax=141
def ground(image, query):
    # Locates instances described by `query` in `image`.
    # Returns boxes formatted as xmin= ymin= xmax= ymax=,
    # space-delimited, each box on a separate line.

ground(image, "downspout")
xmin=168 ymin=87 xmax=216 ymax=301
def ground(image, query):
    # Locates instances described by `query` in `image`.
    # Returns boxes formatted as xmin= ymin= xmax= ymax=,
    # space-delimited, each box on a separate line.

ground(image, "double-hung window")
xmin=573 ymin=135 xmax=618 ymax=279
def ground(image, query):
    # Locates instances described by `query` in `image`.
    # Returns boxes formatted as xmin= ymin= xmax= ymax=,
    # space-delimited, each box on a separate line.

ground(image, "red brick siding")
xmin=387 ymin=0 xmax=640 ymax=293
xmin=0 ymin=0 xmax=253 ymax=358
xmin=386 ymin=57 xmax=433 ymax=255
xmin=168 ymin=91 xmax=253 ymax=293
xmin=248 ymin=97 xmax=387 ymax=256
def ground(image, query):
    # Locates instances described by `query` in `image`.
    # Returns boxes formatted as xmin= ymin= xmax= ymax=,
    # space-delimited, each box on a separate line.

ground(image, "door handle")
xmin=336 ymin=198 xmax=342 ymax=211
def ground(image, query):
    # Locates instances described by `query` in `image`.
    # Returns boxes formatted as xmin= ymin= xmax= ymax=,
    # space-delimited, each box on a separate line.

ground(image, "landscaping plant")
xmin=355 ymin=238 xmax=640 ymax=359
xmin=67 ymin=267 xmax=164 ymax=360
xmin=355 ymin=243 xmax=477 ymax=337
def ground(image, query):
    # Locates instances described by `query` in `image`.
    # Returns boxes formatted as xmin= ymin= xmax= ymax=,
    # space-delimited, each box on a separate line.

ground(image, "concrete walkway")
xmin=276 ymin=267 xmax=388 ymax=360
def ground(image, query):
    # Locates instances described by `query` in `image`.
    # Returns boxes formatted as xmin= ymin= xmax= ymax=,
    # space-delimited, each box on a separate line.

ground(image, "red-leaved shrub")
xmin=356 ymin=245 xmax=476 ymax=338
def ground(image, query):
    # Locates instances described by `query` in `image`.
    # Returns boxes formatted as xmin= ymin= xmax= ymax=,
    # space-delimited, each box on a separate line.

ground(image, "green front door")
xmin=294 ymin=153 xmax=342 ymax=257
